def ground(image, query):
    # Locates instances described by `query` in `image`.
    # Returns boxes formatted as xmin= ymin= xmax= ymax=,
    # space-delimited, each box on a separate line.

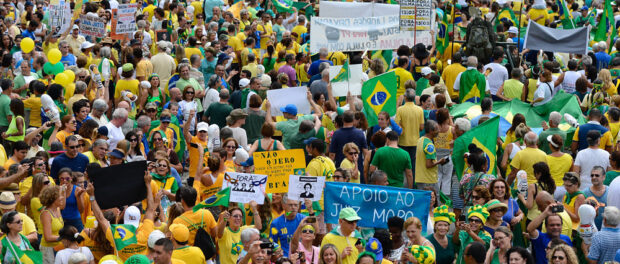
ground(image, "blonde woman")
xmin=547 ymin=244 xmax=578 ymax=264
xmin=599 ymin=69 xmax=615 ymax=96
xmin=401 ymin=217 xmax=435 ymax=263
xmin=340 ymin=143 xmax=360 ymax=183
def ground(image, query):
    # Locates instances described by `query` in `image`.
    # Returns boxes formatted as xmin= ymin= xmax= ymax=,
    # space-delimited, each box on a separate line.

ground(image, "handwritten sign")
xmin=288 ymin=175 xmax=325 ymax=202
xmin=324 ymin=182 xmax=431 ymax=229
xmin=49 ymin=0 xmax=71 ymax=35
xmin=79 ymin=15 xmax=106 ymax=38
xmin=399 ymin=0 xmax=433 ymax=31
xmin=222 ymin=172 xmax=267 ymax=204
xmin=254 ymin=149 xmax=306 ymax=193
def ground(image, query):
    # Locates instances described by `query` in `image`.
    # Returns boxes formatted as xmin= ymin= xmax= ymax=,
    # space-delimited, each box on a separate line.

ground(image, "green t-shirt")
xmin=370 ymin=146 xmax=412 ymax=187
xmin=0 ymin=94 xmax=13 ymax=127
xmin=537 ymin=128 xmax=567 ymax=154
xmin=275 ymin=115 xmax=315 ymax=149
xmin=242 ymin=109 xmax=266 ymax=144
xmin=205 ymin=102 xmax=233 ymax=129
xmin=605 ymin=170 xmax=620 ymax=185
xmin=457 ymin=230 xmax=492 ymax=264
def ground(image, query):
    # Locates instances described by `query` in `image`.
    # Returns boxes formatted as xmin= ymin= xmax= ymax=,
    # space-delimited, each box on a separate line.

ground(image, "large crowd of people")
xmin=0 ymin=0 xmax=619 ymax=263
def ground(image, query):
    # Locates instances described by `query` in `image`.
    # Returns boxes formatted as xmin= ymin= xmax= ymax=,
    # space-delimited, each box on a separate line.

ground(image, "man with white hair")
xmin=105 ymin=108 xmax=128 ymax=150
xmin=151 ymin=41 xmax=176 ymax=87
xmin=508 ymin=131 xmax=547 ymax=185
xmin=307 ymin=48 xmax=333 ymax=76
xmin=454 ymin=117 xmax=471 ymax=137
xmin=588 ymin=206 xmax=620 ymax=263
xmin=595 ymin=41 xmax=611 ymax=70
xmin=89 ymin=99 xmax=109 ymax=126
xmin=453 ymin=56 xmax=490 ymax=103
xmin=538 ymin=111 xmax=567 ymax=154
xmin=310 ymin=69 xmax=330 ymax=101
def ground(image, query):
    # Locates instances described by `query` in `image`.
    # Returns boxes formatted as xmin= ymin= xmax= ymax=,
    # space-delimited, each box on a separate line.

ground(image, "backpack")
xmin=179 ymin=212 xmax=217 ymax=259
xmin=464 ymin=17 xmax=496 ymax=64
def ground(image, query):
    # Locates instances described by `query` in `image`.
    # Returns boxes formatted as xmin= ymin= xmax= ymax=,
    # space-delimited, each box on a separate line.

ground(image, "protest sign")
xmin=524 ymin=21 xmax=589 ymax=54
xmin=310 ymin=16 xmax=433 ymax=53
xmin=266 ymin=86 xmax=311 ymax=116
xmin=88 ymin=161 xmax=147 ymax=209
xmin=49 ymin=0 xmax=71 ymax=35
xmin=222 ymin=172 xmax=267 ymax=204
xmin=329 ymin=64 xmax=363 ymax=97
xmin=111 ymin=4 xmax=138 ymax=39
xmin=79 ymin=15 xmax=106 ymax=38
xmin=254 ymin=149 xmax=307 ymax=193
xmin=288 ymin=175 xmax=325 ymax=201
xmin=324 ymin=182 xmax=431 ymax=230
xmin=319 ymin=1 xmax=399 ymax=17
xmin=399 ymin=0 xmax=433 ymax=32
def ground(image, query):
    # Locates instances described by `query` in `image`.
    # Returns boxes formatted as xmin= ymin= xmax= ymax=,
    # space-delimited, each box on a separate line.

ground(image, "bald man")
xmin=535 ymin=191 xmax=573 ymax=238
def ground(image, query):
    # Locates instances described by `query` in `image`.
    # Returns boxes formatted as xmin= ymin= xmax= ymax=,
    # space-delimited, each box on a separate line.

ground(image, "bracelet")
xmin=89 ymin=196 xmax=95 ymax=201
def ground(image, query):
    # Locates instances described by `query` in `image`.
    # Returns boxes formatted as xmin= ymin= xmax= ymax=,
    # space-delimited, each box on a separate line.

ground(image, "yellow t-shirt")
xmin=510 ymin=147 xmax=547 ymax=183
xmin=546 ymin=154 xmax=573 ymax=188
xmin=321 ymin=232 xmax=359 ymax=264
xmin=276 ymin=42 xmax=301 ymax=55
xmin=528 ymin=8 xmax=548 ymax=25
xmin=188 ymin=136 xmax=209 ymax=179
xmin=442 ymin=63 xmax=466 ymax=98
xmin=172 ymin=246 xmax=206 ymax=264
xmin=56 ymin=130 xmax=73 ymax=149
xmin=328 ymin=52 xmax=348 ymax=66
xmin=114 ymin=79 xmax=140 ymax=101
xmin=257 ymin=23 xmax=273 ymax=50
xmin=240 ymin=47 xmax=260 ymax=66
xmin=295 ymin=63 xmax=309 ymax=84
xmin=136 ymin=59 xmax=154 ymax=80
xmin=23 ymin=96 xmax=42 ymax=127
xmin=18 ymin=213 xmax=36 ymax=238
xmin=218 ymin=226 xmax=251 ymax=264
xmin=292 ymin=25 xmax=307 ymax=43
xmin=395 ymin=102 xmax=424 ymax=146
xmin=415 ymin=137 xmax=438 ymax=184
xmin=171 ymin=209 xmax=217 ymax=246
xmin=389 ymin=67 xmax=414 ymax=98
xmin=306 ymin=156 xmax=336 ymax=181
xmin=340 ymin=159 xmax=360 ymax=183
xmin=42 ymin=41 xmax=59 ymax=56
xmin=185 ymin=47 xmax=204 ymax=60
xmin=106 ymin=219 xmax=154 ymax=261
xmin=30 ymin=198 xmax=43 ymax=234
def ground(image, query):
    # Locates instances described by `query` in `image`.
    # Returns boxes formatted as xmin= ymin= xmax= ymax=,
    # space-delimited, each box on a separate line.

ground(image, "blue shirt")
xmin=307 ymin=59 xmax=333 ymax=76
xmin=50 ymin=153 xmax=90 ymax=180
xmin=470 ymin=113 xmax=498 ymax=127
xmin=269 ymin=213 xmax=306 ymax=257
xmin=595 ymin=51 xmax=611 ymax=70
xmin=584 ymin=187 xmax=609 ymax=230
xmin=22 ymin=30 xmax=35 ymax=40
xmin=532 ymin=232 xmax=572 ymax=264
xmin=61 ymin=54 xmax=77 ymax=67
xmin=588 ymin=227 xmax=620 ymax=264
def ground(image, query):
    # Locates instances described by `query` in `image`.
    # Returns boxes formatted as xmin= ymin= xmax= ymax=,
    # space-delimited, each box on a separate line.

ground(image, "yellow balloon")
xmin=20 ymin=37 xmax=34 ymax=53
xmin=64 ymin=70 xmax=75 ymax=83
xmin=54 ymin=73 xmax=69 ymax=87
xmin=48 ymin=48 xmax=62 ymax=64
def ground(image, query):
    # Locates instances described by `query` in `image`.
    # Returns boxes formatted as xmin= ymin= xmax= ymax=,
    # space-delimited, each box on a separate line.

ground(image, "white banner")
xmin=288 ymin=175 xmax=325 ymax=202
xmin=310 ymin=16 xmax=433 ymax=53
xmin=329 ymin=64 xmax=364 ymax=97
xmin=222 ymin=172 xmax=267 ymax=204
xmin=319 ymin=1 xmax=399 ymax=17
xmin=266 ymin=86 xmax=311 ymax=116
xmin=400 ymin=0 xmax=433 ymax=31
xmin=114 ymin=4 xmax=138 ymax=35
xmin=79 ymin=15 xmax=106 ymax=38
xmin=49 ymin=0 xmax=71 ymax=35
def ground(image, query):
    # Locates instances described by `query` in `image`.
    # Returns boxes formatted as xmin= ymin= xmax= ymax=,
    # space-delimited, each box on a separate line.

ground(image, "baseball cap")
xmin=160 ymin=115 xmax=171 ymax=123
xmin=303 ymin=137 xmax=319 ymax=146
xmin=241 ymin=157 xmax=254 ymax=167
xmin=80 ymin=41 xmax=94 ymax=50
xmin=124 ymin=206 xmax=141 ymax=228
xmin=339 ymin=207 xmax=361 ymax=221
xmin=147 ymin=230 xmax=166 ymax=249
xmin=97 ymin=126 xmax=109 ymax=137
xmin=123 ymin=254 xmax=149 ymax=264
xmin=365 ymin=238 xmax=384 ymax=260
xmin=107 ymin=149 xmax=125 ymax=159
xmin=420 ymin=67 xmax=433 ymax=76
xmin=169 ymin=224 xmax=190 ymax=243
xmin=239 ymin=78 xmax=250 ymax=87
xmin=145 ymin=102 xmax=157 ymax=110
xmin=72 ymin=24 xmax=79 ymax=30
xmin=197 ymin=122 xmax=209 ymax=132
xmin=581 ymin=5 xmax=589 ymax=10
xmin=507 ymin=26 xmax=518 ymax=34
xmin=280 ymin=104 xmax=298 ymax=115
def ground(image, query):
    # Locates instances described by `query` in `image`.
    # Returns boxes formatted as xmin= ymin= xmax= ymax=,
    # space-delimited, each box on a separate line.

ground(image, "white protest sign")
xmin=266 ymin=86 xmax=311 ymax=116
xmin=79 ymin=15 xmax=106 ymax=38
xmin=319 ymin=1 xmax=399 ymax=17
xmin=49 ymin=0 xmax=71 ymax=35
xmin=329 ymin=64 xmax=364 ymax=97
xmin=288 ymin=175 xmax=325 ymax=202
xmin=222 ymin=172 xmax=267 ymax=204
xmin=399 ymin=0 xmax=433 ymax=31
xmin=310 ymin=16 xmax=434 ymax=53
xmin=114 ymin=4 xmax=138 ymax=35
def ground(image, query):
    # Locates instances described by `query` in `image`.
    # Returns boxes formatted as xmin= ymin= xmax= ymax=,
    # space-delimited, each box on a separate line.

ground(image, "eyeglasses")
xmin=348 ymin=152 xmax=359 ymax=155
xmin=157 ymin=163 xmax=168 ymax=168
xmin=468 ymin=218 xmax=483 ymax=224
xmin=67 ymin=145 xmax=80 ymax=149
xmin=226 ymin=145 xmax=236 ymax=149
xmin=591 ymin=174 xmax=601 ymax=178
xmin=302 ymin=229 xmax=314 ymax=234
xmin=147 ymin=109 xmax=157 ymax=113
xmin=78 ymin=143 xmax=85 ymax=147
xmin=153 ymin=138 xmax=163 ymax=142
xmin=78 ymin=75 xmax=86 ymax=79
xmin=551 ymin=256 xmax=565 ymax=260
xmin=231 ymin=214 xmax=243 ymax=218
xmin=129 ymin=138 xmax=138 ymax=142
xmin=333 ymin=175 xmax=344 ymax=179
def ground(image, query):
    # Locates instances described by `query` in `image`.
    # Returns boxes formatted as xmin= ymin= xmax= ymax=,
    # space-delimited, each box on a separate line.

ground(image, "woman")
xmin=435 ymin=108 xmax=455 ymax=195
xmin=356 ymin=253 xmax=375 ymax=264
xmin=222 ymin=138 xmax=239 ymax=169
xmin=501 ymin=123 xmax=529 ymax=173
xmin=146 ymin=74 xmax=165 ymax=111
xmin=115 ymin=63 xmax=139 ymax=106
xmin=125 ymin=131 xmax=144 ymax=162
xmin=244 ymin=94 xmax=266 ymax=144
xmin=453 ymin=205 xmax=492 ymax=264
xmin=599 ymin=69 xmax=616 ymax=96
xmin=54 ymin=225 xmax=95 ymax=264
xmin=263 ymin=45 xmax=277 ymax=73
xmin=401 ymin=217 xmax=434 ymax=263
xmin=147 ymin=131 xmax=181 ymax=171
xmin=584 ymin=166 xmax=608 ymax=230
xmin=40 ymin=185 xmax=65 ymax=264
xmin=547 ymin=134 xmax=573 ymax=187
xmin=0 ymin=211 xmax=37 ymax=263
xmin=56 ymin=115 xmax=77 ymax=149
xmin=79 ymin=205 xmax=115 ymax=262
xmin=319 ymin=244 xmax=342 ymax=264
xmin=427 ymin=205 xmax=457 ymax=264
xmin=410 ymin=42 xmax=435 ymax=81
xmin=216 ymin=207 xmax=250 ymax=264
xmin=0 ymin=53 xmax=13 ymax=79
xmin=460 ymin=144 xmax=497 ymax=206
xmin=505 ymin=247 xmax=535 ymax=264
xmin=59 ymin=168 xmax=84 ymax=231
xmin=546 ymin=244 xmax=578 ymax=264
xmin=472 ymin=186 xmax=492 ymax=206
xmin=483 ymin=199 xmax=509 ymax=237
xmin=3 ymin=99 xmax=25 ymax=145
xmin=78 ymin=119 xmax=99 ymax=146
xmin=562 ymin=172 xmax=585 ymax=230
xmin=387 ymin=217 xmax=406 ymax=263
xmin=151 ymin=158 xmax=179 ymax=200
xmin=367 ymin=58 xmax=385 ymax=78
xmin=27 ymin=173 xmax=49 ymax=234
xmin=226 ymin=110 xmax=249 ymax=151
xmin=179 ymin=86 xmax=198 ymax=134
xmin=489 ymin=179 xmax=523 ymax=227
xmin=502 ymin=114 xmax=526 ymax=150
xmin=340 ymin=143 xmax=360 ymax=184
xmin=519 ymin=162 xmax=556 ymax=225
xmin=367 ymin=111 xmax=402 ymax=148
xmin=290 ymin=221 xmax=320 ymax=264
xmin=484 ymin=226 xmax=513 ymax=264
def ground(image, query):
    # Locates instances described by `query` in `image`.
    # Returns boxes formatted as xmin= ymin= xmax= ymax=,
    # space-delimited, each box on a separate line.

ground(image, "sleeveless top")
xmin=509 ymin=142 xmax=525 ymax=159
xmin=562 ymin=71 xmax=581 ymax=94
xmin=434 ymin=126 xmax=453 ymax=150
xmin=40 ymin=208 xmax=63 ymax=247
xmin=257 ymin=139 xmax=279 ymax=152
xmin=6 ymin=115 xmax=24 ymax=142
xmin=61 ymin=185 xmax=81 ymax=220
xmin=147 ymin=87 xmax=164 ymax=111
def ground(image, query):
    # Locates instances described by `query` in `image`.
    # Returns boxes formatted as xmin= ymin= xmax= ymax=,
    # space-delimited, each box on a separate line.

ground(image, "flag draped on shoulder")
xmin=459 ymin=69 xmax=486 ymax=103
xmin=194 ymin=187 xmax=231 ymax=211
xmin=496 ymin=7 xmax=518 ymax=30
xmin=452 ymin=116 xmax=499 ymax=179
xmin=371 ymin=50 xmax=393 ymax=71
xmin=331 ymin=60 xmax=350 ymax=82
xmin=436 ymin=8 xmax=449 ymax=54
xmin=362 ymin=72 xmax=397 ymax=126
xmin=272 ymin=0 xmax=294 ymax=13
xmin=594 ymin=0 xmax=616 ymax=43
xmin=0 ymin=234 xmax=42 ymax=264
xmin=556 ymin=0 xmax=575 ymax=29
xmin=112 ymin=224 xmax=138 ymax=250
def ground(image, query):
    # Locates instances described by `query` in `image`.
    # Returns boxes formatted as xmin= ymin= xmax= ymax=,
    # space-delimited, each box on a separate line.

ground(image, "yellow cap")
xmin=169 ymin=224 xmax=190 ymax=243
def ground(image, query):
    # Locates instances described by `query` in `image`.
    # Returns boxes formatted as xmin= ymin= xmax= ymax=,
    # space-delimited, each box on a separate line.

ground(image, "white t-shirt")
xmin=575 ymin=148 xmax=610 ymax=190
xmin=483 ymin=62 xmax=509 ymax=95
xmin=534 ymin=81 xmax=554 ymax=106
xmin=203 ymin=88 xmax=220 ymax=111
xmin=562 ymin=71 xmax=582 ymax=94
xmin=179 ymin=100 xmax=197 ymax=132
xmin=608 ymin=177 xmax=620 ymax=208
xmin=54 ymin=247 xmax=94 ymax=264
xmin=105 ymin=122 xmax=125 ymax=150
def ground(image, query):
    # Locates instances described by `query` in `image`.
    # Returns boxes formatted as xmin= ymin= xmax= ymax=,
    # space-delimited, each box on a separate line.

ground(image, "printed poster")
xmin=222 ymin=172 xmax=267 ymax=204
xmin=288 ymin=175 xmax=325 ymax=202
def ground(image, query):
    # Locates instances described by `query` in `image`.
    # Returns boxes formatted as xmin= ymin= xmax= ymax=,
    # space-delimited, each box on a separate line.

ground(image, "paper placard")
xmin=253 ymin=149 xmax=307 ymax=193
xmin=329 ymin=64 xmax=363 ymax=97
xmin=222 ymin=172 xmax=267 ymax=204
xmin=288 ymin=175 xmax=325 ymax=201
xmin=399 ymin=0 xmax=433 ymax=31
xmin=79 ymin=15 xmax=106 ymax=38
xmin=266 ymin=86 xmax=311 ymax=116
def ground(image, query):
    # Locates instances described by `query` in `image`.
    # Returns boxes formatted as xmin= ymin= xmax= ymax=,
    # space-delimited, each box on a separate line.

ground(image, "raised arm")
xmin=86 ymin=182 xmax=111 ymax=232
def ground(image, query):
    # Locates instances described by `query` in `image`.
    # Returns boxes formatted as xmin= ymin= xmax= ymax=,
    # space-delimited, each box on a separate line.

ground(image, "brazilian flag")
xmin=194 ymin=187 xmax=231 ymax=211
xmin=459 ymin=69 xmax=486 ymax=103
xmin=452 ymin=116 xmax=499 ymax=179
xmin=594 ymin=0 xmax=616 ymax=49
xmin=371 ymin=50 xmax=393 ymax=71
xmin=331 ymin=60 xmax=350 ymax=83
xmin=272 ymin=0 xmax=294 ymax=13
xmin=362 ymin=72 xmax=397 ymax=126
xmin=495 ymin=7 xmax=517 ymax=31
xmin=0 ymin=235 xmax=42 ymax=263
xmin=436 ymin=8 xmax=449 ymax=54
xmin=556 ymin=0 xmax=575 ymax=29
xmin=112 ymin=224 xmax=137 ymax=250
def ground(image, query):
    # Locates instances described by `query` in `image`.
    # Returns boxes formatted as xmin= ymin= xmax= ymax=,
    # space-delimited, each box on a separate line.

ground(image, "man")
xmin=308 ymin=48 xmax=333 ymax=76
xmin=67 ymin=81 xmax=88 ymax=116
xmin=0 ymin=79 xmax=13 ymax=136
xmin=310 ymin=69 xmax=330 ymax=101
xmin=329 ymin=111 xmax=369 ymax=178
xmin=589 ymin=207 xmax=620 ymax=263
xmin=152 ymin=238 xmax=184 ymax=264
xmin=189 ymin=55 xmax=205 ymax=90
xmin=204 ymin=89 xmax=233 ymax=129
xmin=527 ymin=200 xmax=573 ymax=264
xmin=369 ymin=170 xmax=389 ymax=186
xmin=135 ymin=48 xmax=154 ymax=82
xmin=238 ymin=238 xmax=272 ymax=264
xmin=89 ymin=99 xmax=109 ymax=126
xmin=508 ymin=132 xmax=547 ymax=185
xmin=507 ymin=27 xmax=524 ymax=52
xmin=169 ymin=224 xmax=206 ymax=263
xmin=442 ymin=52 xmax=466 ymax=100
xmin=265 ymin=93 xmax=320 ymax=149
xmin=369 ymin=131 xmax=413 ymax=188
xmin=63 ymin=24 xmax=85 ymax=56
xmin=463 ymin=242 xmax=486 ymax=264
xmin=554 ymin=59 xmax=584 ymax=94
xmin=415 ymin=120 xmax=447 ymax=190
xmin=572 ymin=109 xmax=613 ymax=152
xmin=105 ymin=108 xmax=128 ymax=150
xmin=454 ymin=56 xmax=490 ymax=103
xmin=395 ymin=88 xmax=424 ymax=176
xmin=3 ymin=141 xmax=28 ymax=169
xmin=270 ymin=194 xmax=308 ymax=256
xmin=306 ymin=138 xmax=336 ymax=180
xmin=185 ymin=120 xmax=209 ymax=186
xmin=0 ymin=191 xmax=37 ymax=242
xmin=536 ymin=191 xmax=573 ymax=238
xmin=538 ymin=111 xmax=567 ymax=154
xmin=278 ymin=53 xmax=297 ymax=87
xmin=84 ymin=139 xmax=109 ymax=167
xmin=389 ymin=56 xmax=414 ymax=97
xmin=321 ymin=208 xmax=363 ymax=264
xmin=595 ymin=41 xmax=611 ymax=70
xmin=58 ymin=40 xmax=76 ymax=67
xmin=50 ymin=135 xmax=89 ymax=180
xmin=496 ymin=68 xmax=525 ymax=102
xmin=242 ymin=53 xmax=259 ymax=77
xmin=469 ymin=98 xmax=497 ymax=127
xmin=171 ymin=186 xmax=217 ymax=246
xmin=575 ymin=130 xmax=611 ymax=190
xmin=137 ymin=115 xmax=152 ymax=154
xmin=152 ymin=41 xmax=176 ymax=87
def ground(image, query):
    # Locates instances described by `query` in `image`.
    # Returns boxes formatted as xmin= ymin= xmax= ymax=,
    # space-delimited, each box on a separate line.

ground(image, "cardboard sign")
xmin=266 ymin=86 xmax=311 ymax=116
xmin=254 ymin=149 xmax=307 ymax=193
xmin=88 ymin=161 xmax=148 ymax=209
xmin=288 ymin=175 xmax=325 ymax=201
xmin=222 ymin=172 xmax=267 ymax=204
xmin=79 ymin=15 xmax=106 ymax=38
xmin=49 ymin=0 xmax=71 ymax=36
xmin=399 ymin=0 xmax=433 ymax=31
xmin=111 ymin=4 xmax=138 ymax=39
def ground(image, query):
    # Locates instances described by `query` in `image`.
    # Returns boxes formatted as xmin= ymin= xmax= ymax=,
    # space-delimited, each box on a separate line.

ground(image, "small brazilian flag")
xmin=331 ymin=59 xmax=350 ymax=83
xmin=362 ymin=71 xmax=397 ymax=126
xmin=193 ymin=187 xmax=231 ymax=212
xmin=452 ymin=116 xmax=499 ymax=179
xmin=436 ymin=8 xmax=449 ymax=54
xmin=272 ymin=0 xmax=294 ymax=13
xmin=112 ymin=224 xmax=138 ymax=250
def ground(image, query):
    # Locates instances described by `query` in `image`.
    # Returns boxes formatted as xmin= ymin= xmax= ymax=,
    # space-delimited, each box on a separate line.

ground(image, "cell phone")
xmin=306 ymin=217 xmax=316 ymax=223
xmin=551 ymin=205 xmax=564 ymax=213
xmin=260 ymin=242 xmax=274 ymax=249
xmin=189 ymin=142 xmax=199 ymax=148
xmin=443 ymin=157 xmax=450 ymax=164
xmin=459 ymin=215 xmax=466 ymax=222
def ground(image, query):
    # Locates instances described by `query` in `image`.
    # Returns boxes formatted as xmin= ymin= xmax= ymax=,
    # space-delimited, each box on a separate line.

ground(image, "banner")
xmin=254 ymin=149 xmax=307 ymax=193
xmin=523 ymin=20 xmax=589 ymax=54
xmin=222 ymin=172 xmax=267 ymax=204
xmin=49 ymin=0 xmax=71 ymax=35
xmin=324 ymin=182 xmax=431 ymax=230
xmin=310 ymin=16 xmax=433 ymax=53
xmin=288 ymin=175 xmax=325 ymax=201
xmin=88 ymin=161 xmax=147 ymax=209
xmin=266 ymin=86 xmax=311 ymax=116
xmin=399 ymin=0 xmax=433 ymax=32
xmin=319 ymin=1 xmax=399 ymax=17
xmin=111 ymin=4 xmax=138 ymax=39
xmin=79 ymin=15 xmax=106 ymax=38
xmin=329 ymin=64 xmax=363 ymax=97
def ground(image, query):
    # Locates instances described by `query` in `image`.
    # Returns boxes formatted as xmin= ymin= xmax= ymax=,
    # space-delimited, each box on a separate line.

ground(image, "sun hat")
xmin=0 ymin=191 xmax=16 ymax=210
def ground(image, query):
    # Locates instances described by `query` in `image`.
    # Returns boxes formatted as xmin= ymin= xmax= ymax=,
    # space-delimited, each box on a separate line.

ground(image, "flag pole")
xmin=450 ymin=0 xmax=456 ymax=62
xmin=516 ymin=2 xmax=523 ymax=65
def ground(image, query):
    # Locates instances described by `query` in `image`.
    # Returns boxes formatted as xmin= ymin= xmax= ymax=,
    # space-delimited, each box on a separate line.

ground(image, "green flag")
xmin=495 ymin=7 xmax=517 ymax=31
xmin=371 ymin=50 xmax=393 ymax=71
xmin=292 ymin=1 xmax=315 ymax=18
xmin=193 ymin=187 xmax=231 ymax=212
xmin=594 ymin=0 xmax=616 ymax=44
xmin=272 ymin=0 xmax=294 ymax=13
xmin=556 ymin=0 xmax=575 ymax=29
xmin=452 ymin=116 xmax=499 ymax=179
xmin=331 ymin=60 xmax=350 ymax=82
xmin=362 ymin=72 xmax=397 ymax=126
xmin=111 ymin=224 xmax=138 ymax=251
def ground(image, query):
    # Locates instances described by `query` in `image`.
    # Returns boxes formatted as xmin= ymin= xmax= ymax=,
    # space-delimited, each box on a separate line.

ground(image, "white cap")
xmin=421 ymin=67 xmax=433 ymax=76
xmin=197 ymin=122 xmax=209 ymax=132
xmin=507 ymin=26 xmax=518 ymax=34
xmin=124 ymin=206 xmax=141 ymax=228
xmin=147 ymin=230 xmax=166 ymax=249
xmin=234 ymin=148 xmax=249 ymax=164
xmin=72 ymin=24 xmax=79 ymax=30
xmin=81 ymin=41 xmax=94 ymax=50
xmin=239 ymin=78 xmax=250 ymax=88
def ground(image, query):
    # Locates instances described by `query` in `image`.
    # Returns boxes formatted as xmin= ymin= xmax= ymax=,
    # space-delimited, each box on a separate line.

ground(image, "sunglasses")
xmin=348 ymin=152 xmax=359 ymax=155
xmin=185 ymin=91 xmax=194 ymax=94
xmin=147 ymin=109 xmax=157 ymax=113
xmin=344 ymin=219 xmax=358 ymax=224
xmin=551 ymin=256 xmax=565 ymax=260
xmin=11 ymin=220 xmax=22 ymax=224
xmin=226 ymin=145 xmax=236 ymax=149
xmin=129 ymin=138 xmax=138 ymax=142
xmin=43 ymin=181 xmax=50 ymax=185
xmin=67 ymin=145 xmax=80 ymax=149
xmin=301 ymin=229 xmax=314 ymax=234
xmin=468 ymin=218 xmax=483 ymax=224
xmin=35 ymin=163 xmax=45 ymax=167
xmin=591 ymin=174 xmax=601 ymax=178
xmin=157 ymin=164 xmax=168 ymax=168
xmin=471 ymin=195 xmax=481 ymax=200
xmin=154 ymin=138 xmax=163 ymax=142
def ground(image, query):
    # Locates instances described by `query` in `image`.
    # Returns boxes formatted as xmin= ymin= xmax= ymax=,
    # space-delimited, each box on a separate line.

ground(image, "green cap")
xmin=124 ymin=254 xmax=150 ymax=264
xmin=122 ymin=63 xmax=134 ymax=72
xmin=339 ymin=207 xmax=361 ymax=221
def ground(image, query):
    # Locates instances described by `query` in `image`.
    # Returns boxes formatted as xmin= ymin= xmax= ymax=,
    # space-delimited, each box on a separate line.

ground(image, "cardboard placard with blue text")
xmin=324 ymin=182 xmax=431 ymax=230
xmin=254 ymin=149 xmax=307 ymax=193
